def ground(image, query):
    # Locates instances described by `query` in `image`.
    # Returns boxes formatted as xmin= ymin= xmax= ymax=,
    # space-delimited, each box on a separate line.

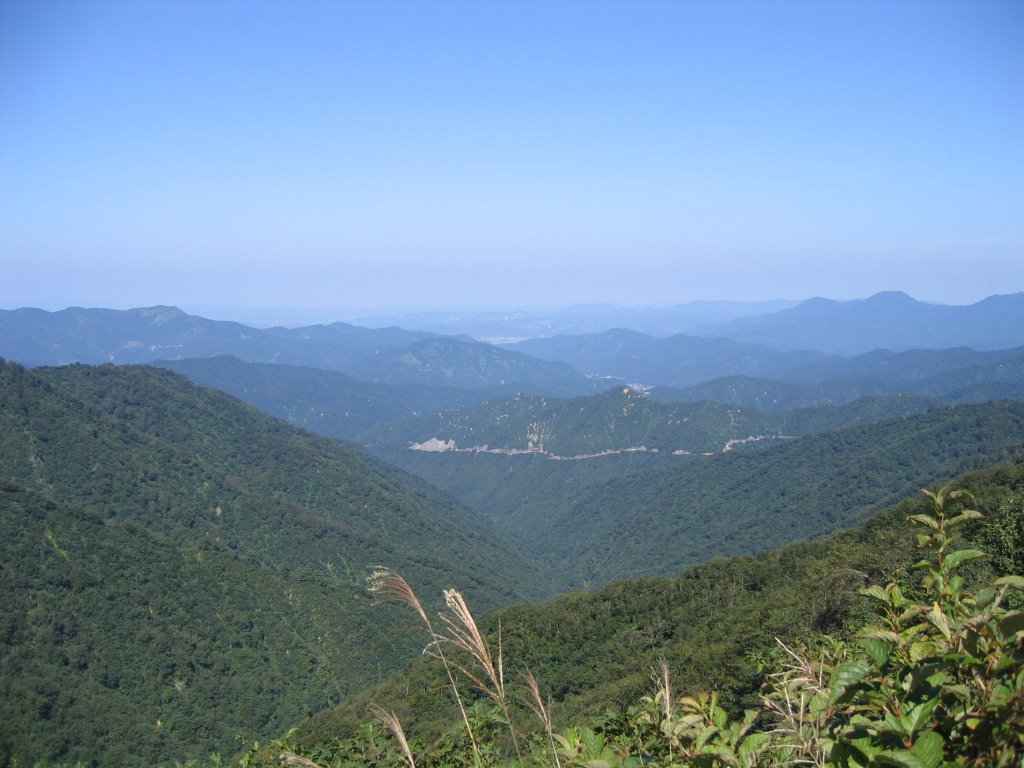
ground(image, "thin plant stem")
xmin=368 ymin=568 xmax=483 ymax=765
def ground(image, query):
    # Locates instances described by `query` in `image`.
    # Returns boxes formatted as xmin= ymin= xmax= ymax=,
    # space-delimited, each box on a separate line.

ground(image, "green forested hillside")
xmin=528 ymin=400 xmax=1024 ymax=587
xmin=651 ymin=360 xmax=1024 ymax=409
xmin=156 ymin=355 xmax=596 ymax=443
xmin=364 ymin=390 xmax=944 ymax=553
xmin=0 ymin=360 xmax=542 ymax=766
xmin=155 ymin=355 xmax=484 ymax=440
xmin=4 ymin=357 xmax=1023 ymax=765
xmin=0 ymin=481 xmax=393 ymax=764
xmin=365 ymin=386 xmax=936 ymax=457
xmin=289 ymin=456 xmax=1024 ymax=756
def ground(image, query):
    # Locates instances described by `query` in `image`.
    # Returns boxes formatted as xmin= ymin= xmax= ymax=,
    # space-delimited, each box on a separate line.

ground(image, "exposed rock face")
xmin=409 ymin=437 xmax=457 ymax=452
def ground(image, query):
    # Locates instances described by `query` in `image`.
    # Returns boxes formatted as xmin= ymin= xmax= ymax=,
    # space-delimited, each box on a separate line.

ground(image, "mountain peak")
xmin=864 ymin=291 xmax=915 ymax=305
xmin=139 ymin=305 xmax=188 ymax=324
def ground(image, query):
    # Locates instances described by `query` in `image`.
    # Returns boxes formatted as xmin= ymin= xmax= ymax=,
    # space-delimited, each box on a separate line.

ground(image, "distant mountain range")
xmin=347 ymin=299 xmax=799 ymax=340
xmin=508 ymin=328 xmax=836 ymax=388
xmin=691 ymin=291 xmax=1024 ymax=354
xmin=5 ymin=296 xmax=1024 ymax=397
xmin=649 ymin=346 xmax=1024 ymax=409
xmin=0 ymin=306 xmax=590 ymax=392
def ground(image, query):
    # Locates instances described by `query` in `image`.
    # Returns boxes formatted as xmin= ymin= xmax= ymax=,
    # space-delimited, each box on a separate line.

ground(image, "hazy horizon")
xmin=2 ymin=1 xmax=1022 ymax=312
xmin=3 ymin=290 xmax=1021 ymax=334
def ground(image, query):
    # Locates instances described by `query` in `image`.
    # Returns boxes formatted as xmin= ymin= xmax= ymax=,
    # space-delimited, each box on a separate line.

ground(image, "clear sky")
xmin=1 ymin=0 xmax=1022 ymax=314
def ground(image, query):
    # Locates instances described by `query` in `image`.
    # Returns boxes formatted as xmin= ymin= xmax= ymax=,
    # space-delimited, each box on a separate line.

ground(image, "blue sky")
xmin=1 ymin=0 xmax=1022 ymax=314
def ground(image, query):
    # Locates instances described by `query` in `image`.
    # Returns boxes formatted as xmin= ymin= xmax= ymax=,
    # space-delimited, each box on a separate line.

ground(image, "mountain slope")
xmin=529 ymin=400 xmax=1024 ymax=587
xmin=1 ymin=481 xmax=393 ymax=765
xmin=359 ymin=388 xmax=936 ymax=533
xmin=0 ymin=306 xmax=591 ymax=392
xmin=291 ymin=456 xmax=1024 ymax=751
xmin=364 ymin=386 xmax=937 ymax=458
xmin=0 ymin=360 xmax=542 ymax=766
xmin=509 ymin=328 xmax=833 ymax=388
xmin=692 ymin=291 xmax=1024 ymax=354
xmin=649 ymin=347 xmax=1024 ymax=409
xmin=0 ymin=306 xmax=435 ymax=367
xmin=155 ymin=355 xmax=497 ymax=440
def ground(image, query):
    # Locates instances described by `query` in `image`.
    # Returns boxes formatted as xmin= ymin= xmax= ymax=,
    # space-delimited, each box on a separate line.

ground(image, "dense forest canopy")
xmin=2 ymin=297 xmax=1024 ymax=766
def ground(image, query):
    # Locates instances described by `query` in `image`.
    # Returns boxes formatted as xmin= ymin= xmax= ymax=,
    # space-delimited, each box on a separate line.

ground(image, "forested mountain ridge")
xmin=0 ymin=359 xmax=543 ymax=766
xmin=529 ymin=399 xmax=1024 ymax=587
xmin=372 ymin=397 xmax=1024 ymax=591
xmin=362 ymin=386 xmax=937 ymax=458
xmin=0 ymin=306 xmax=435 ymax=367
xmin=354 ymin=397 xmax=1024 ymax=581
xmin=772 ymin=343 xmax=1024 ymax=386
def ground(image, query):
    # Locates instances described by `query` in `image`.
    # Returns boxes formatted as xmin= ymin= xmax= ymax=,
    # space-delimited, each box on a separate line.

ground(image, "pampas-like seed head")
xmin=438 ymin=588 xmax=505 ymax=703
xmin=370 ymin=704 xmax=417 ymax=768
xmin=368 ymin=566 xmax=431 ymax=629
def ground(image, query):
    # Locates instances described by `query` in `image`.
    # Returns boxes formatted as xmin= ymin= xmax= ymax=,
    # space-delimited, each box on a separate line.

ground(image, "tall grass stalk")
xmin=518 ymin=671 xmax=561 ymax=768
xmin=367 ymin=567 xmax=483 ymax=766
xmin=762 ymin=639 xmax=831 ymax=767
xmin=435 ymin=589 xmax=525 ymax=767
xmin=653 ymin=660 xmax=673 ymax=762
xmin=369 ymin=704 xmax=417 ymax=768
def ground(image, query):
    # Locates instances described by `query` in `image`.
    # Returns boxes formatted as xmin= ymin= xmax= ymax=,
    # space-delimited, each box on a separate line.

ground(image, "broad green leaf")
xmin=945 ymin=509 xmax=982 ymax=527
xmin=737 ymin=731 xmax=771 ymax=756
xmin=897 ymin=606 xmax=929 ymax=625
xmin=927 ymin=604 xmax=951 ymax=640
xmin=994 ymin=575 xmax=1024 ymax=590
xmin=909 ymin=514 xmax=940 ymax=531
xmin=974 ymin=585 xmax=999 ymax=607
xmin=902 ymin=697 xmax=939 ymax=735
xmin=862 ymin=585 xmax=890 ymax=602
xmin=862 ymin=636 xmax=892 ymax=667
xmin=911 ymin=731 xmax=944 ymax=768
xmin=863 ymin=628 xmax=902 ymax=643
xmin=875 ymin=747 xmax=928 ymax=768
xmin=891 ymin=583 xmax=908 ymax=606
xmin=944 ymin=549 xmax=985 ymax=570
xmin=910 ymin=640 xmax=940 ymax=662
xmin=829 ymin=659 xmax=872 ymax=703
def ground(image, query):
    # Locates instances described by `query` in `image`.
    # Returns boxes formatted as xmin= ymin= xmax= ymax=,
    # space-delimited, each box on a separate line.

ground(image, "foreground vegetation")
xmin=233 ymin=481 xmax=1023 ymax=767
